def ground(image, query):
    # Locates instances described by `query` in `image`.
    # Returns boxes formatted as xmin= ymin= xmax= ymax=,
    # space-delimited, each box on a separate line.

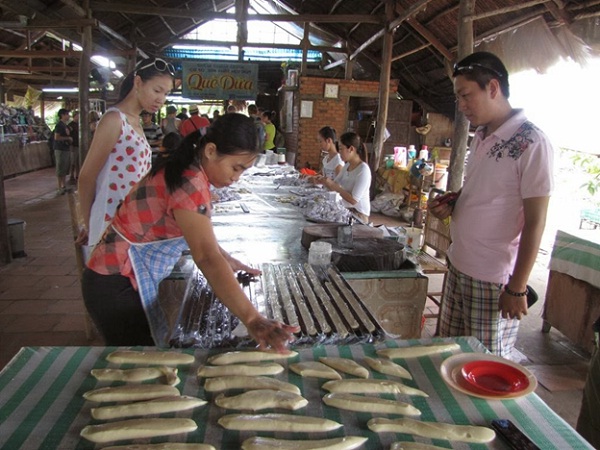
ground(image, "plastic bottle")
xmin=419 ymin=145 xmax=429 ymax=161
xmin=407 ymin=145 xmax=417 ymax=168
xmin=393 ymin=146 xmax=407 ymax=167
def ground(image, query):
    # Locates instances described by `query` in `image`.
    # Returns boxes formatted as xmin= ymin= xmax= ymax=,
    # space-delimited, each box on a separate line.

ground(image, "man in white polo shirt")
xmin=429 ymin=52 xmax=554 ymax=359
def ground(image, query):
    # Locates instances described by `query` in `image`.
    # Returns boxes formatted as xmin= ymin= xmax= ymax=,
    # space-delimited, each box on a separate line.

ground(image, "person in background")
xmin=81 ymin=113 xmax=300 ymax=348
xmin=318 ymin=126 xmax=343 ymax=179
xmin=428 ymin=51 xmax=554 ymax=359
xmin=176 ymin=107 xmax=189 ymax=121
xmin=315 ymin=132 xmax=371 ymax=223
xmin=68 ymin=111 xmax=80 ymax=186
xmin=53 ymin=108 xmax=72 ymax=195
xmin=88 ymin=110 xmax=100 ymax=139
xmin=261 ymin=110 xmax=276 ymax=151
xmin=248 ymin=104 xmax=265 ymax=151
xmin=141 ymin=110 xmax=163 ymax=153
xmin=78 ymin=57 xmax=175 ymax=248
xmin=226 ymin=104 xmax=237 ymax=113
xmin=180 ymin=105 xmax=211 ymax=137
xmin=159 ymin=131 xmax=183 ymax=153
xmin=212 ymin=110 xmax=221 ymax=122
xmin=161 ymin=105 xmax=181 ymax=135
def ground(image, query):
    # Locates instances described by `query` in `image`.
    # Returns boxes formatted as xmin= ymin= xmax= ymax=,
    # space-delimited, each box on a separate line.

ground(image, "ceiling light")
xmin=42 ymin=87 xmax=79 ymax=93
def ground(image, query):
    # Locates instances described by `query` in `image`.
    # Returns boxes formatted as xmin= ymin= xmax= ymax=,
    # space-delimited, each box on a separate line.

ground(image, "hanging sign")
xmin=182 ymin=61 xmax=258 ymax=100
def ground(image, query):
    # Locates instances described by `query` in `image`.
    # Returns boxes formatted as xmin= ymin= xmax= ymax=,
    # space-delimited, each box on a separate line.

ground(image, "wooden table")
xmin=0 ymin=337 xmax=592 ymax=449
xmin=542 ymin=229 xmax=600 ymax=353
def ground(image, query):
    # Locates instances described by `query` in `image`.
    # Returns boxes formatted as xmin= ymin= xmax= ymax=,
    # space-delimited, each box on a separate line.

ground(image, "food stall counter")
xmin=161 ymin=167 xmax=428 ymax=342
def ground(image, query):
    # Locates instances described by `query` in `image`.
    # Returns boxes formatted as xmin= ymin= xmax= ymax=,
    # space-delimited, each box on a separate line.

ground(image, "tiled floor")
xmin=0 ymin=167 xmax=591 ymax=431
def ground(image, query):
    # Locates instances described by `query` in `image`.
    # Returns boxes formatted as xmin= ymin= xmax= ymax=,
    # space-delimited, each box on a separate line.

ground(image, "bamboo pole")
xmin=372 ymin=0 xmax=394 ymax=185
xmin=79 ymin=0 xmax=92 ymax=167
xmin=448 ymin=0 xmax=475 ymax=193
xmin=0 ymin=162 xmax=11 ymax=265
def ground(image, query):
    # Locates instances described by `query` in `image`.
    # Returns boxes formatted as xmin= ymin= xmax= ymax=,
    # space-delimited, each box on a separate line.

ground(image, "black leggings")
xmin=82 ymin=268 xmax=154 ymax=346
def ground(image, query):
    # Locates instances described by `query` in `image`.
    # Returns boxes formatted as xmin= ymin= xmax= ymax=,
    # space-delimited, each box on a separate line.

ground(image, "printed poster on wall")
xmin=182 ymin=61 xmax=258 ymax=100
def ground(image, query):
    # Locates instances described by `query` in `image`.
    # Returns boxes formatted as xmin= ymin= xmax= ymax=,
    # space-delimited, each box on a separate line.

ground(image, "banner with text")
xmin=182 ymin=61 xmax=258 ymax=100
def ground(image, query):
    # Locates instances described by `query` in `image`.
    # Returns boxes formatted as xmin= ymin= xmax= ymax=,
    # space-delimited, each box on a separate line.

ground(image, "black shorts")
xmin=82 ymin=269 xmax=154 ymax=346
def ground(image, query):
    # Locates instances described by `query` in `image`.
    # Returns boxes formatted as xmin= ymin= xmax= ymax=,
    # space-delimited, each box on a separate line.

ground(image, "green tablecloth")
xmin=550 ymin=229 xmax=600 ymax=289
xmin=0 ymin=337 xmax=592 ymax=449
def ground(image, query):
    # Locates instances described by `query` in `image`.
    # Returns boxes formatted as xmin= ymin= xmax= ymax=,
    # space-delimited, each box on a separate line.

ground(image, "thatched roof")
xmin=0 ymin=0 xmax=599 ymax=117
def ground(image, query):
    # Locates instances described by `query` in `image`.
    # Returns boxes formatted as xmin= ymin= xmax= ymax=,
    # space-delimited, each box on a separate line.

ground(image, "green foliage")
xmin=571 ymin=151 xmax=600 ymax=203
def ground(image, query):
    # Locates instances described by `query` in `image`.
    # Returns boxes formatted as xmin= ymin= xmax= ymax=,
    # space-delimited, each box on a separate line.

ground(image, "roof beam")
xmin=391 ymin=42 xmax=431 ymax=61
xmin=463 ymin=0 xmax=549 ymax=22
xmin=0 ymin=49 xmax=137 ymax=58
xmin=90 ymin=2 xmax=382 ymax=23
xmin=568 ymin=0 xmax=600 ymax=11
xmin=349 ymin=0 xmax=434 ymax=61
xmin=544 ymin=1 xmax=572 ymax=25
xmin=0 ymin=18 xmax=98 ymax=29
xmin=573 ymin=10 xmax=600 ymax=19
xmin=1 ymin=73 xmax=78 ymax=81
xmin=60 ymin=0 xmax=147 ymax=58
xmin=147 ymin=38 xmax=345 ymax=53
xmin=0 ymin=64 xmax=79 ymax=72
xmin=405 ymin=17 xmax=453 ymax=61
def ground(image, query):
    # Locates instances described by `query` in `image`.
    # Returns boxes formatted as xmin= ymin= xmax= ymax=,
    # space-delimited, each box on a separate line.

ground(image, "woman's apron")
xmin=115 ymin=228 xmax=189 ymax=347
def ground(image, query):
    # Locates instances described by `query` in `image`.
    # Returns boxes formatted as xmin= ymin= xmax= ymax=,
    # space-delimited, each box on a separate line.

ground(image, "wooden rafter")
xmin=349 ymin=0 xmax=434 ymax=61
xmin=89 ymin=2 xmax=383 ymax=24
xmin=405 ymin=17 xmax=453 ymax=61
xmin=0 ymin=18 xmax=98 ymax=29
xmin=544 ymin=1 xmax=572 ymax=25
xmin=568 ymin=0 xmax=600 ymax=11
xmin=0 ymin=65 xmax=79 ymax=72
xmin=463 ymin=0 xmax=549 ymax=22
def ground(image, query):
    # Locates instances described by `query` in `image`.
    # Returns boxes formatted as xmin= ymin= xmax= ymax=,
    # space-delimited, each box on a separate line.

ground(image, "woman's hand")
xmin=246 ymin=316 xmax=300 ymax=352
xmin=219 ymin=248 xmax=261 ymax=275
xmin=75 ymin=227 xmax=89 ymax=246
xmin=316 ymin=176 xmax=335 ymax=191
xmin=228 ymin=255 xmax=262 ymax=276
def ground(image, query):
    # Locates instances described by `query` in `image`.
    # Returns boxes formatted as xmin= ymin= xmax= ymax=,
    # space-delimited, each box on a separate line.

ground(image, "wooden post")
xmin=447 ymin=0 xmax=475 ymax=192
xmin=300 ymin=23 xmax=310 ymax=75
xmin=345 ymin=41 xmax=355 ymax=80
xmin=236 ymin=0 xmax=248 ymax=61
xmin=371 ymin=0 xmax=394 ymax=178
xmin=0 ymin=161 xmax=12 ymax=265
xmin=0 ymin=72 xmax=10 ymax=264
xmin=79 ymin=0 xmax=92 ymax=165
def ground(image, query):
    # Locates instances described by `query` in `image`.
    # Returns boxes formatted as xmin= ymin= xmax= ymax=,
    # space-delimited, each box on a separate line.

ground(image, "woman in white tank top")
xmin=77 ymin=58 xmax=176 ymax=249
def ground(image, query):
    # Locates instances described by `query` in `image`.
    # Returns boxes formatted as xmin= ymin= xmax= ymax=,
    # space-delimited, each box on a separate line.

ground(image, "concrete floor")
xmin=0 ymin=167 xmax=591 ymax=431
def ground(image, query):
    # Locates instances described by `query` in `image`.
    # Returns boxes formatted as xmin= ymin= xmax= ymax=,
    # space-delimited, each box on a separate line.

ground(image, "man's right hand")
xmin=428 ymin=192 xmax=458 ymax=219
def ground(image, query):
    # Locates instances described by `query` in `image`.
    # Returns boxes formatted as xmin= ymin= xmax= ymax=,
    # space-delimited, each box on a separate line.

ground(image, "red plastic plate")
xmin=460 ymin=360 xmax=530 ymax=396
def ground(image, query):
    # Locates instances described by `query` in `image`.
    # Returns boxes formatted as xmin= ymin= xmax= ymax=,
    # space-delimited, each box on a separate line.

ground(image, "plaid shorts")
xmin=438 ymin=260 xmax=520 ymax=358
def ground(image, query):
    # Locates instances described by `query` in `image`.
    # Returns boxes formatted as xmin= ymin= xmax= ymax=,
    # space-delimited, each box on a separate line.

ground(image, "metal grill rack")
xmin=170 ymin=263 xmax=385 ymax=348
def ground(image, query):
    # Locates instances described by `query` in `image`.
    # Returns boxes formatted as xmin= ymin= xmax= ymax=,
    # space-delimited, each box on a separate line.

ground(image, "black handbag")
xmin=526 ymin=285 xmax=538 ymax=308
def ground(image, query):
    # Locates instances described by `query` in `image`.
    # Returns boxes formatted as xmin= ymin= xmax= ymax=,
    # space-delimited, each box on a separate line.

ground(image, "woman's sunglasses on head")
xmin=135 ymin=58 xmax=176 ymax=77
